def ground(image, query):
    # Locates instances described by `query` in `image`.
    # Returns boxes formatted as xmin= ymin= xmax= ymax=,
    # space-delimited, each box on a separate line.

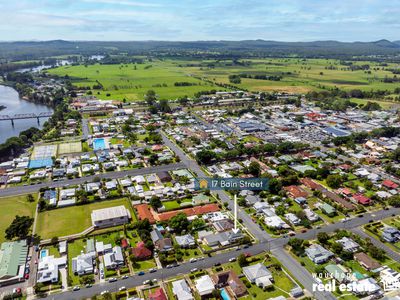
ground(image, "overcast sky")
xmin=1 ymin=0 xmax=399 ymax=42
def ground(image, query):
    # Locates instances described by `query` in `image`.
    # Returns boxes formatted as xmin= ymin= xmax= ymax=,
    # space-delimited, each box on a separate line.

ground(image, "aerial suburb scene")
xmin=2 ymin=1 xmax=400 ymax=300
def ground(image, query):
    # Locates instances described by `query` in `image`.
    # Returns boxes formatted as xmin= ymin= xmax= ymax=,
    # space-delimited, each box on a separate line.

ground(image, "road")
xmin=0 ymin=163 xmax=185 ymax=197
xmin=41 ymin=205 xmax=400 ymax=300
xmin=351 ymin=227 xmax=400 ymax=262
xmin=160 ymin=131 xmax=269 ymax=242
xmin=81 ymin=118 xmax=90 ymax=140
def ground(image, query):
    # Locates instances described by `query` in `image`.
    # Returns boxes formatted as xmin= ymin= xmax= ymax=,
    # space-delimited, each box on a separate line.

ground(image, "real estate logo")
xmin=195 ymin=178 xmax=269 ymax=191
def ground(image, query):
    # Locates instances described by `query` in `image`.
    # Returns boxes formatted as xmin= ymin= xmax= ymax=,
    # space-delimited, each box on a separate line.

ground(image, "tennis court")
xmin=29 ymin=158 xmax=53 ymax=169
xmin=31 ymin=145 xmax=57 ymax=160
xmin=58 ymin=142 xmax=82 ymax=154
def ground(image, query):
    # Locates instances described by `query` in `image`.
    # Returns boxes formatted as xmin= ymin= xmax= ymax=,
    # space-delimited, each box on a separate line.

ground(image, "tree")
xmin=288 ymin=238 xmax=304 ymax=251
xmin=326 ymin=174 xmax=343 ymax=189
xmin=248 ymin=161 xmax=261 ymax=176
xmin=196 ymin=150 xmax=216 ymax=164
xmin=317 ymin=232 xmax=329 ymax=244
xmin=145 ymin=90 xmax=157 ymax=105
xmin=149 ymin=197 xmax=162 ymax=209
xmin=331 ymin=242 xmax=343 ymax=255
xmin=189 ymin=218 xmax=206 ymax=231
xmin=5 ymin=215 xmax=34 ymax=240
xmin=275 ymin=205 xmax=285 ymax=216
xmin=268 ymin=178 xmax=282 ymax=194
xmin=238 ymin=253 xmax=247 ymax=267
xmin=169 ymin=213 xmax=189 ymax=233
xmin=26 ymin=194 xmax=35 ymax=202
xmin=388 ymin=196 xmax=400 ymax=207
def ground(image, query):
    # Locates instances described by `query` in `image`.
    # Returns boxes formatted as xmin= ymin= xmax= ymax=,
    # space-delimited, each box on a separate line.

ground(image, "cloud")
xmin=82 ymin=0 xmax=162 ymax=7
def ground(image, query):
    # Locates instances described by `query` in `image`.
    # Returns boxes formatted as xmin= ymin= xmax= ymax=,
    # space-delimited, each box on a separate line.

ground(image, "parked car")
xmin=24 ymin=274 xmax=29 ymax=280
xmin=12 ymin=288 xmax=21 ymax=295
xmin=108 ymin=278 xmax=117 ymax=283
xmin=118 ymin=286 xmax=126 ymax=291
xmin=85 ymin=284 xmax=92 ymax=288
xmin=189 ymin=258 xmax=197 ymax=263
xmin=122 ymin=275 xmax=129 ymax=279
xmin=72 ymin=286 xmax=80 ymax=291
xmin=100 ymin=290 xmax=109 ymax=295
xmin=229 ymin=257 xmax=236 ymax=262
xmin=190 ymin=268 xmax=198 ymax=273
xmin=149 ymin=268 xmax=157 ymax=273
xmin=138 ymin=271 xmax=145 ymax=276
xmin=143 ymin=280 xmax=150 ymax=285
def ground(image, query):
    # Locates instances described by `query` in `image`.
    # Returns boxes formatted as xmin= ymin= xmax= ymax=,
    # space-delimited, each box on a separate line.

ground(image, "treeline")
xmin=195 ymin=141 xmax=309 ymax=164
xmin=331 ymin=126 xmax=400 ymax=147
xmin=174 ymin=82 xmax=197 ymax=86
xmin=239 ymin=73 xmax=282 ymax=81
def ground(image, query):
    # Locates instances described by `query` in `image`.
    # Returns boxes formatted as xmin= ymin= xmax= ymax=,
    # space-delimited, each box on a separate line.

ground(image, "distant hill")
xmin=1 ymin=39 xmax=400 ymax=60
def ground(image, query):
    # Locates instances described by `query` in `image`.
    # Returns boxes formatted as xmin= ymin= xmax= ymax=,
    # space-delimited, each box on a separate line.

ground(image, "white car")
xmin=143 ymin=280 xmax=150 ymax=285
xmin=190 ymin=268 xmax=198 ymax=273
xmin=72 ymin=286 xmax=80 ymax=291
xmin=152 ymin=279 xmax=157 ymax=283
xmin=189 ymin=258 xmax=197 ymax=263
xmin=229 ymin=257 xmax=236 ymax=262
xmin=119 ymin=286 xmax=126 ymax=291
xmin=100 ymin=290 xmax=109 ymax=295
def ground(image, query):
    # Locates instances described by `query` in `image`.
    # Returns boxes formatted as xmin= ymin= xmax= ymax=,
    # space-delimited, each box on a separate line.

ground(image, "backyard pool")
xmin=220 ymin=288 xmax=231 ymax=300
xmin=40 ymin=249 xmax=48 ymax=259
xmin=93 ymin=138 xmax=107 ymax=151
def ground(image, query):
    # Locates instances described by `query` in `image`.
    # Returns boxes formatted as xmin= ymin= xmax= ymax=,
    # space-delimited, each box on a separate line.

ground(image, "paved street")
xmin=0 ymin=162 xmax=185 ymax=197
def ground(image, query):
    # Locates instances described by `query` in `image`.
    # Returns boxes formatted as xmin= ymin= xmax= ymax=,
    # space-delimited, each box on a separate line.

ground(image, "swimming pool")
xmin=93 ymin=138 xmax=107 ymax=151
xmin=220 ymin=288 xmax=230 ymax=300
xmin=40 ymin=249 xmax=48 ymax=259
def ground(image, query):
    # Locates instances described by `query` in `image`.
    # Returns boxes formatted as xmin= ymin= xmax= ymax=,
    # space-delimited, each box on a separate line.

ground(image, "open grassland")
xmin=48 ymin=61 xmax=226 ymax=101
xmin=48 ymin=58 xmax=400 ymax=103
xmin=0 ymin=194 xmax=37 ymax=243
xmin=36 ymin=198 xmax=132 ymax=239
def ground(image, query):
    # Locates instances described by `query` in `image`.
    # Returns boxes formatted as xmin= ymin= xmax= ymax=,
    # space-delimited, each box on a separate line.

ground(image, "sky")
xmin=0 ymin=0 xmax=399 ymax=42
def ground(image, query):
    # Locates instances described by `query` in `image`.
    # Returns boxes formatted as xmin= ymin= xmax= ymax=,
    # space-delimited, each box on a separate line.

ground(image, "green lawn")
xmin=36 ymin=198 xmax=133 ymax=239
xmin=47 ymin=61 xmax=227 ymax=101
xmin=132 ymin=259 xmax=157 ymax=272
xmin=0 ymin=194 xmax=37 ymax=243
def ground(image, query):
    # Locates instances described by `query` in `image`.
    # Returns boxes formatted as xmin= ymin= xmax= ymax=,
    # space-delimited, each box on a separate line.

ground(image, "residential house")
xmin=305 ymin=244 xmax=333 ymax=264
xmin=324 ymin=264 xmax=348 ymax=283
xmin=175 ymin=234 xmax=195 ymax=248
xmin=172 ymin=279 xmax=194 ymax=300
xmin=337 ymin=237 xmax=359 ymax=253
xmin=132 ymin=242 xmax=152 ymax=260
xmin=37 ymin=256 xmax=67 ymax=283
xmin=304 ymin=208 xmax=319 ymax=222
xmin=382 ymin=227 xmax=400 ymax=243
xmin=103 ymin=246 xmax=124 ymax=269
xmin=150 ymin=229 xmax=173 ymax=252
xmin=71 ymin=252 xmax=95 ymax=275
xmin=212 ymin=270 xmax=247 ymax=298
xmin=320 ymin=203 xmax=336 ymax=216
xmin=148 ymin=288 xmax=168 ymax=300
xmin=242 ymin=263 xmax=273 ymax=288
xmin=380 ymin=268 xmax=400 ymax=290
xmin=354 ymin=252 xmax=381 ymax=271
xmin=195 ymin=275 xmax=214 ymax=296
xmin=284 ymin=185 xmax=308 ymax=199
xmin=192 ymin=194 xmax=210 ymax=205
xmin=285 ymin=213 xmax=301 ymax=226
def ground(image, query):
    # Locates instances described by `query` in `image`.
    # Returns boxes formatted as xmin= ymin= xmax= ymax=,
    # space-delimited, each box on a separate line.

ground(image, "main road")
xmin=42 ymin=205 xmax=400 ymax=300
xmin=0 ymin=162 xmax=185 ymax=197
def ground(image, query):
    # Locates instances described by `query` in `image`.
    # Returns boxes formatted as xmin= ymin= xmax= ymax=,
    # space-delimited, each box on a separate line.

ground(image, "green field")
xmin=48 ymin=61 xmax=226 ymax=101
xmin=36 ymin=198 xmax=132 ymax=239
xmin=0 ymin=194 xmax=37 ymax=243
xmin=48 ymin=58 xmax=400 ymax=104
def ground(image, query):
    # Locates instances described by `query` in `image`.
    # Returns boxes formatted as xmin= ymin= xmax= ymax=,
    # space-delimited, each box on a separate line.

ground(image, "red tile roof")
xmin=300 ymin=178 xmax=321 ymax=190
xmin=135 ymin=204 xmax=156 ymax=224
xmin=382 ymin=179 xmax=399 ymax=189
xmin=132 ymin=241 xmax=152 ymax=259
xmin=121 ymin=239 xmax=129 ymax=249
xmin=284 ymin=185 xmax=308 ymax=198
xmin=148 ymin=288 xmax=167 ymax=300
xmin=156 ymin=203 xmax=220 ymax=222
xmin=353 ymin=193 xmax=372 ymax=205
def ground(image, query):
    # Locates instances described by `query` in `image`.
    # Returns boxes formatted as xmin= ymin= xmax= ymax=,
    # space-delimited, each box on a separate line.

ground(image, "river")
xmin=0 ymin=85 xmax=54 ymax=143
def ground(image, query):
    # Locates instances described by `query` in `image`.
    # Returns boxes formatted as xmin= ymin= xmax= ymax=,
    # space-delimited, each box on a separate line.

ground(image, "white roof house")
xmin=172 ymin=279 xmax=194 ymax=300
xmin=103 ymin=246 xmax=124 ymax=269
xmin=91 ymin=205 xmax=131 ymax=228
xmin=242 ymin=263 xmax=273 ymax=286
xmin=37 ymin=256 xmax=67 ymax=283
xmin=175 ymin=234 xmax=195 ymax=248
xmin=72 ymin=252 xmax=95 ymax=275
xmin=195 ymin=275 xmax=214 ymax=296
xmin=265 ymin=216 xmax=289 ymax=229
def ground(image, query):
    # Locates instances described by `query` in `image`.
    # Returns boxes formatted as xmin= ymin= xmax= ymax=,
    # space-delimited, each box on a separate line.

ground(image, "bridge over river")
xmin=0 ymin=112 xmax=53 ymax=125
